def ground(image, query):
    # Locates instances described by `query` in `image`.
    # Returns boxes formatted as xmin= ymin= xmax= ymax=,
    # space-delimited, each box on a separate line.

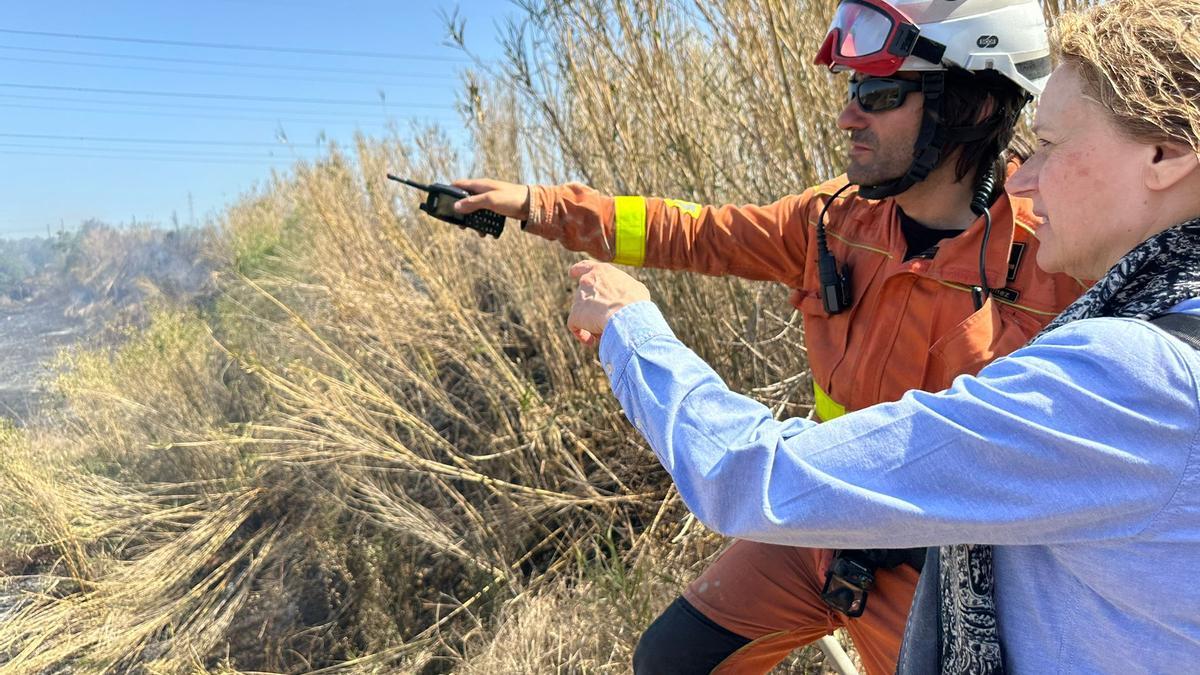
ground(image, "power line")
xmin=0 ymin=93 xmax=455 ymax=119
xmin=0 ymin=132 xmax=327 ymax=148
xmin=0 ymin=82 xmax=452 ymax=109
xmin=0 ymin=55 xmax=445 ymax=88
xmin=0 ymin=44 xmax=452 ymax=79
xmin=0 ymin=102 xmax=460 ymax=127
xmin=0 ymin=142 xmax=320 ymax=160
xmin=2 ymin=150 xmax=300 ymax=166
xmin=0 ymin=28 xmax=469 ymax=63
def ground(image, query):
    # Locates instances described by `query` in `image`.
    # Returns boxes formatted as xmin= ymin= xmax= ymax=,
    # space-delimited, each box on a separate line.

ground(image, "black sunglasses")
xmin=849 ymin=77 xmax=924 ymax=113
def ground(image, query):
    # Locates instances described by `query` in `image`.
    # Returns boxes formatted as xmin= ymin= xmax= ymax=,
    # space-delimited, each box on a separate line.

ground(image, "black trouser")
xmin=633 ymin=597 xmax=750 ymax=674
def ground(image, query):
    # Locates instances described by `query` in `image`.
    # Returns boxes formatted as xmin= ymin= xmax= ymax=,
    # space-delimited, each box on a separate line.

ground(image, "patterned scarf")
xmin=900 ymin=217 xmax=1200 ymax=675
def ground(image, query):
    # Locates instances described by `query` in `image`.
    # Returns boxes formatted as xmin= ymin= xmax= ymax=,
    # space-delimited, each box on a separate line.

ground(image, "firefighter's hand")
xmin=452 ymin=178 xmax=530 ymax=220
xmin=567 ymin=261 xmax=650 ymax=348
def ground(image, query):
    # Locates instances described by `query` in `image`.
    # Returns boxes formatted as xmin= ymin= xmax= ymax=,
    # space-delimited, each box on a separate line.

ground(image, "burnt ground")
xmin=0 ymin=296 xmax=89 ymax=424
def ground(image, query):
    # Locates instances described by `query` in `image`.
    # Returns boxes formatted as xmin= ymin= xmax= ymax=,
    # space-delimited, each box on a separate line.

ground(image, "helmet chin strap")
xmin=857 ymin=71 xmax=992 ymax=200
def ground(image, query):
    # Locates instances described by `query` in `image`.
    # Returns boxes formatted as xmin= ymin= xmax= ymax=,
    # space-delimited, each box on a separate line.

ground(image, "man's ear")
xmin=1146 ymin=141 xmax=1200 ymax=191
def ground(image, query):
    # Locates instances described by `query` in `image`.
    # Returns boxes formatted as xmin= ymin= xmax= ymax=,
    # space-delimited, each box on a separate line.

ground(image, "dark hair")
xmin=937 ymin=67 xmax=1031 ymax=195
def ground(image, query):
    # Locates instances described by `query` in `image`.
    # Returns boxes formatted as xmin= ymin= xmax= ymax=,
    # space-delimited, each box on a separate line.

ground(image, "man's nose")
xmin=837 ymin=98 xmax=868 ymax=131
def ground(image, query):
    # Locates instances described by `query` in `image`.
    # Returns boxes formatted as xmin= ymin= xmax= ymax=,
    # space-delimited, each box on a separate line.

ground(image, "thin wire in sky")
xmin=0 ymin=132 xmax=328 ymax=148
xmin=0 ymin=83 xmax=451 ymax=109
xmin=0 ymin=102 xmax=460 ymax=127
xmin=0 ymin=141 xmax=321 ymax=158
xmin=0 ymin=44 xmax=453 ymax=79
xmin=1 ymin=149 xmax=302 ymax=166
xmin=0 ymin=55 xmax=446 ymax=88
xmin=0 ymin=28 xmax=469 ymax=63
xmin=0 ymin=93 xmax=451 ymax=119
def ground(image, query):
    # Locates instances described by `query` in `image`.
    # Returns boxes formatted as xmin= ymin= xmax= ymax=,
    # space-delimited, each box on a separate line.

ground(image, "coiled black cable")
xmin=971 ymin=167 xmax=997 ymax=311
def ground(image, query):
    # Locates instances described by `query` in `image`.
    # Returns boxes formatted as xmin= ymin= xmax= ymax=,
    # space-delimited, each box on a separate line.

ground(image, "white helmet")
xmin=815 ymin=0 xmax=1051 ymax=96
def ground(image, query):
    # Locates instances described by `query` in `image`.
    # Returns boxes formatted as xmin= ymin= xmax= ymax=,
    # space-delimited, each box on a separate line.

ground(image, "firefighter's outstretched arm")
xmin=453 ymin=177 xmax=812 ymax=284
xmin=454 ymin=178 xmax=616 ymax=261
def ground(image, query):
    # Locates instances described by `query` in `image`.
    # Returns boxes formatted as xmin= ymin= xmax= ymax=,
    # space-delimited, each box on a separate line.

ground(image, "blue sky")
xmin=0 ymin=0 xmax=513 ymax=238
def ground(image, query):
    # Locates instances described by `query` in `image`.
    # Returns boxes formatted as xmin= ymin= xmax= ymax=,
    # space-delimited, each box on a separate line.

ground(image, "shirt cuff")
xmin=598 ymin=300 xmax=674 ymax=388
xmin=522 ymin=184 xmax=553 ymax=237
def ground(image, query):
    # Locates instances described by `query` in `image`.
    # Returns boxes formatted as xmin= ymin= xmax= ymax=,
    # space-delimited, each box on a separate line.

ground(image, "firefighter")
xmin=455 ymin=0 xmax=1084 ymax=671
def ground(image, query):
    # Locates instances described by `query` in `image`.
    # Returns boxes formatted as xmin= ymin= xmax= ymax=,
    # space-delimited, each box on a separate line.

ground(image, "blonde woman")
xmin=565 ymin=0 xmax=1200 ymax=671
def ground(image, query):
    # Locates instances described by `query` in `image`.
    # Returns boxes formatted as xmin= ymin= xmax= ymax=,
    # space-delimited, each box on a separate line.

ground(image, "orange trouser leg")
xmin=681 ymin=541 xmax=919 ymax=675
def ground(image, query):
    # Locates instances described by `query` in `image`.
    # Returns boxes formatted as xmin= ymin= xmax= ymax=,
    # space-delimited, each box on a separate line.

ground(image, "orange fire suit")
xmin=525 ymin=172 xmax=1085 ymax=674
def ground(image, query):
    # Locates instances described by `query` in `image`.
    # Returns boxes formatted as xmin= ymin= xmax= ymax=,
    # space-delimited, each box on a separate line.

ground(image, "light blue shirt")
xmin=598 ymin=298 xmax=1200 ymax=674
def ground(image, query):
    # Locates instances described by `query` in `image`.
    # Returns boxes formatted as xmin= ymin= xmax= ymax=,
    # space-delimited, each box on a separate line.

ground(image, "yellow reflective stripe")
xmin=612 ymin=196 xmax=647 ymax=267
xmin=663 ymin=198 xmax=702 ymax=219
xmin=813 ymin=380 xmax=846 ymax=421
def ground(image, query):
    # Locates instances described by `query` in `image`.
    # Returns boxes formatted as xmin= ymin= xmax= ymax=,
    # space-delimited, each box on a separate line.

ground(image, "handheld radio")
xmin=387 ymin=174 xmax=506 ymax=238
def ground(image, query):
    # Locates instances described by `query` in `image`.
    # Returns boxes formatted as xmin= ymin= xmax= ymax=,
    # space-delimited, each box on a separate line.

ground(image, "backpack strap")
xmin=1150 ymin=313 xmax=1200 ymax=351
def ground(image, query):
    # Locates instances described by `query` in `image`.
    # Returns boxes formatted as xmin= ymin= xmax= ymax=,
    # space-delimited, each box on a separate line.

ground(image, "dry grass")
xmin=0 ymin=1 xmax=1087 ymax=673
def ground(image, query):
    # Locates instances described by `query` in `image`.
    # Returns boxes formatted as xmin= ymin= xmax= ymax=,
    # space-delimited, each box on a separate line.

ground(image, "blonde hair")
xmin=1053 ymin=0 xmax=1200 ymax=153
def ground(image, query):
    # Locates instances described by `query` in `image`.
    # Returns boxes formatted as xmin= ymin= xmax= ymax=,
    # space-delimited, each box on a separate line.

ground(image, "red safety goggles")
xmin=814 ymin=0 xmax=943 ymax=77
